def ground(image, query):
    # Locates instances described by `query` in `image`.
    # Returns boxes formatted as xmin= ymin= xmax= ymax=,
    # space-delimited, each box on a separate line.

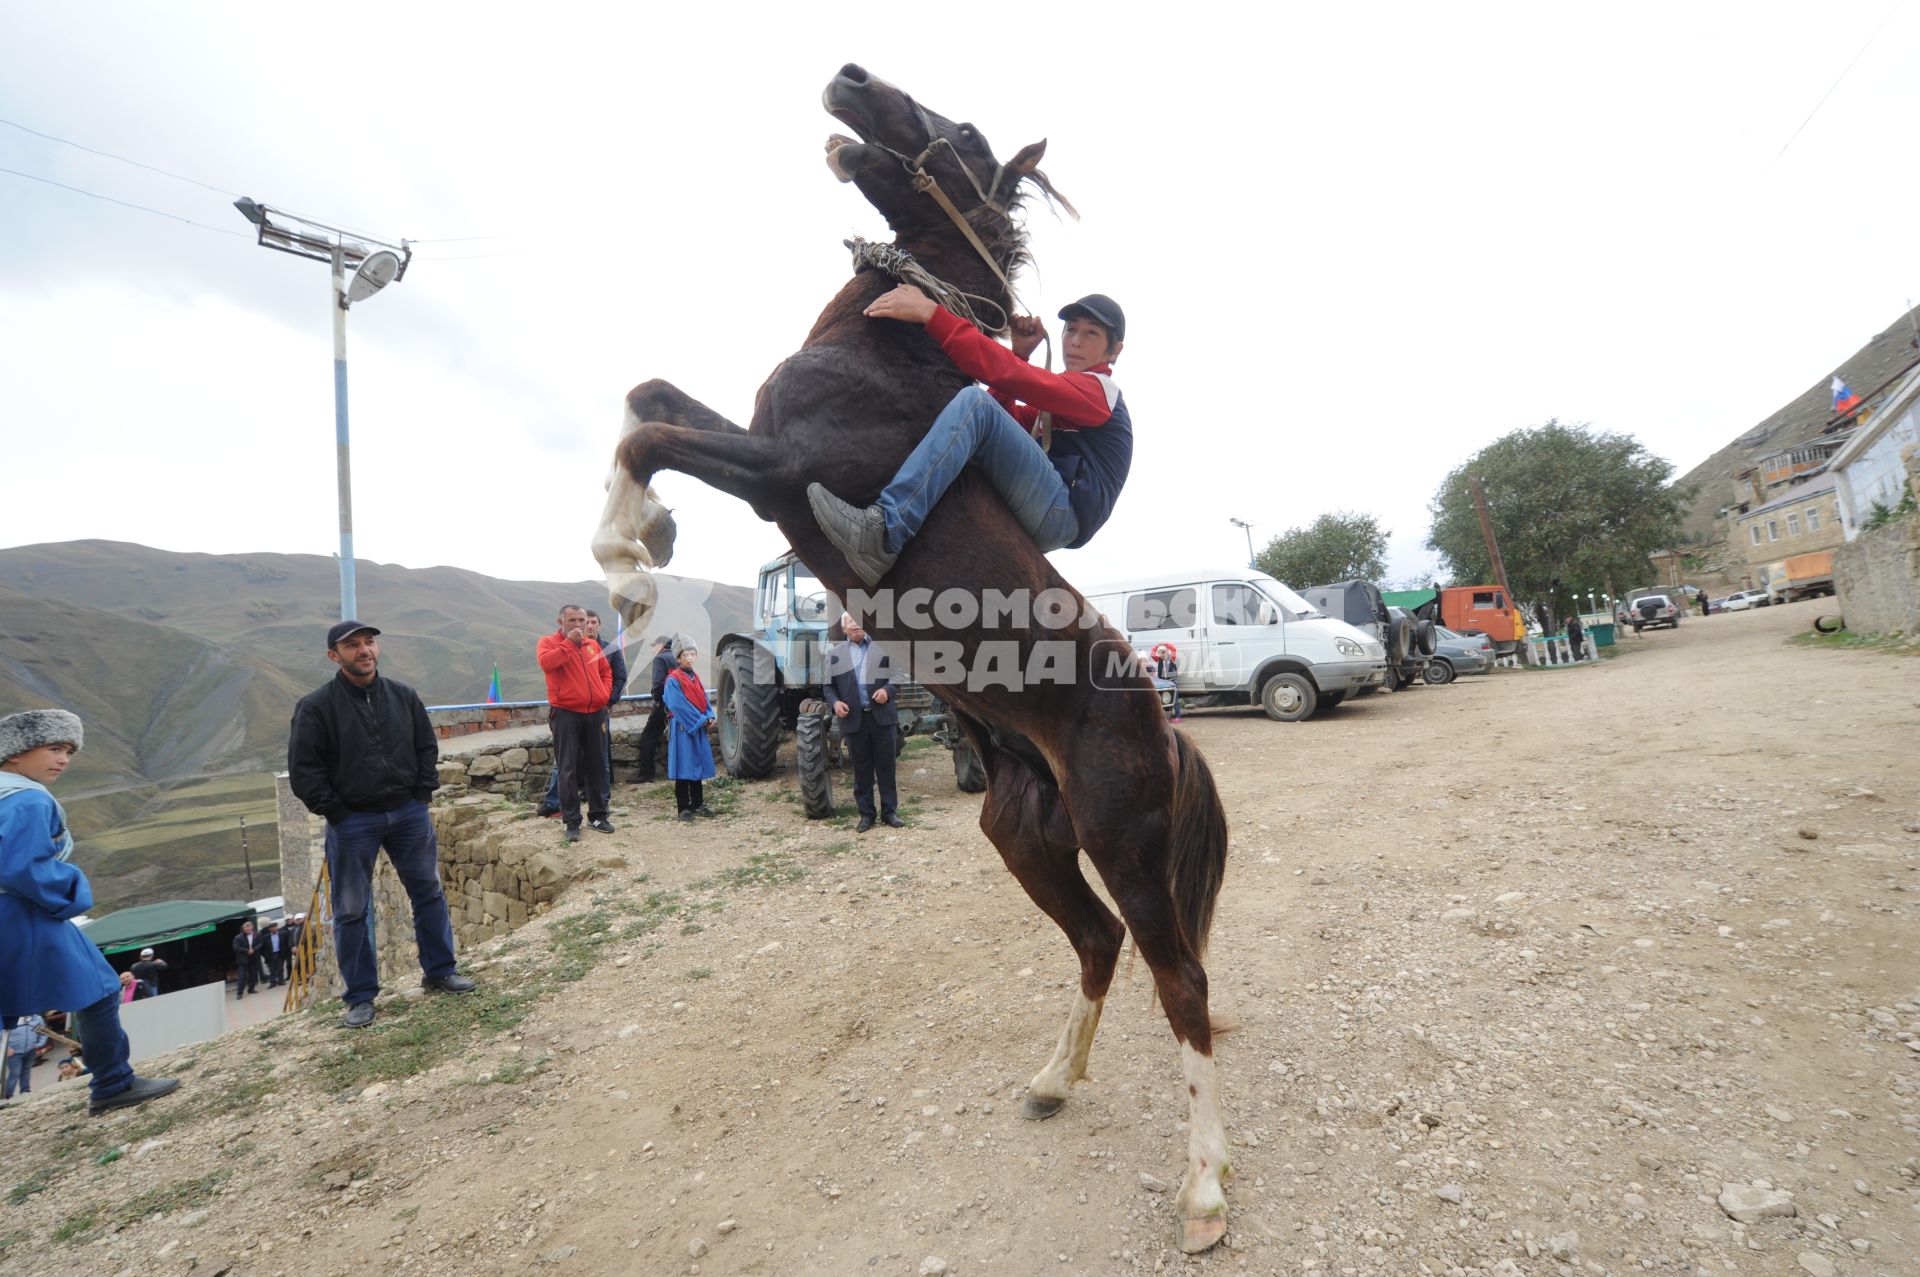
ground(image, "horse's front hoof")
xmin=1179 ymin=1213 xmax=1227 ymax=1254
xmin=1020 ymin=1093 xmax=1066 ymax=1121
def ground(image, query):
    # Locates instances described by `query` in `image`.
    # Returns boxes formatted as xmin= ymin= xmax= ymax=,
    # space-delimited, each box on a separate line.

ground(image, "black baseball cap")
xmin=1057 ymin=294 xmax=1125 ymax=342
xmin=326 ymin=620 xmax=382 ymax=648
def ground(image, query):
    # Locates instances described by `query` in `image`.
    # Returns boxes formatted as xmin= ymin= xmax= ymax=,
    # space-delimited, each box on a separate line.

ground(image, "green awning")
xmin=79 ymin=900 xmax=255 ymax=955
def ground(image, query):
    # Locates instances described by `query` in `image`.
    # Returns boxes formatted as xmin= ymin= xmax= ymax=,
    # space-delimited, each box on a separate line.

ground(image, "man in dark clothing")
xmin=288 ymin=620 xmax=476 ymax=1029
xmin=231 ymin=921 xmax=262 ymax=999
xmin=634 ymin=635 xmax=674 ymax=783
xmin=822 ymin=613 xmax=901 ymax=832
xmin=808 ymin=289 xmax=1131 ymax=586
xmin=537 ymin=610 xmax=629 ymax=813
xmin=538 ymin=605 xmax=615 ymax=841
xmin=1565 ymin=614 xmax=1587 ymax=662
xmin=130 ymin=949 xmax=167 ymax=998
xmin=262 ymin=920 xmax=291 ymax=987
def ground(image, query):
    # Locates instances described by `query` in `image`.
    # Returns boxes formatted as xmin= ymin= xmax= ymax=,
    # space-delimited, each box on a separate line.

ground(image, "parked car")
xmin=1626 ymin=593 xmax=1682 ymax=631
xmin=1720 ymin=589 xmax=1768 ymax=612
xmin=1424 ymin=627 xmax=1494 ymax=684
xmin=1084 ymin=568 xmax=1388 ymax=722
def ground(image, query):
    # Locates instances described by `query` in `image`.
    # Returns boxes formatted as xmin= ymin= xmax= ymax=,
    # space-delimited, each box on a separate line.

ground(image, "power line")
xmin=0 ymin=116 xmax=241 ymax=197
xmin=0 ymin=165 xmax=251 ymax=238
xmin=1776 ymin=0 xmax=1904 ymax=161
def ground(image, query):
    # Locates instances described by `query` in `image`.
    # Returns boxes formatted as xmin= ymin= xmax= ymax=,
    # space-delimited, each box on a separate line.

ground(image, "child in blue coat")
xmin=0 ymin=710 xmax=180 ymax=1115
xmin=661 ymin=643 xmax=717 ymax=822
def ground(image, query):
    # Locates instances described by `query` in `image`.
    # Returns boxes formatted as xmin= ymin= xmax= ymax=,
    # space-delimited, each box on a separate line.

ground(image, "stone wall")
xmin=429 ymin=695 xmax=654 ymax=741
xmin=1834 ymin=511 xmax=1920 ymax=636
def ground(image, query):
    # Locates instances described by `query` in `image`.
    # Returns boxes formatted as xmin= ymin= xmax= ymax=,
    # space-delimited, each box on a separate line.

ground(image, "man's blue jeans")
xmin=877 ymin=386 xmax=1079 ymax=553
xmin=3 ymin=1048 xmax=31 ymax=1097
xmin=71 ymin=993 xmax=135 ymax=1103
xmin=326 ymin=802 xmax=458 ymax=1007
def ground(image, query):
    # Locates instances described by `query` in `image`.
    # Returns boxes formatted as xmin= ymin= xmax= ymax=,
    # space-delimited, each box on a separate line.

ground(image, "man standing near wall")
xmin=822 ymin=613 xmax=902 ymax=833
xmin=288 ymin=620 xmax=477 ymax=1030
xmin=634 ymin=635 xmax=674 ymax=783
xmin=538 ymin=605 xmax=614 ymax=843
xmin=536 ymin=611 xmax=630 ymax=815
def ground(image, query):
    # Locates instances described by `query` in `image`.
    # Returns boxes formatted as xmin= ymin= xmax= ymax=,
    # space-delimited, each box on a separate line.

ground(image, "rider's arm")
xmin=925 ymin=308 xmax=1113 ymax=427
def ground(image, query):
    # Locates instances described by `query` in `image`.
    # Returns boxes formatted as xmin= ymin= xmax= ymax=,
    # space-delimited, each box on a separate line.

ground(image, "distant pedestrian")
xmin=287 ymin=620 xmax=476 ymax=1030
xmin=1149 ymin=642 xmax=1182 ymax=721
xmin=0 ymin=708 xmax=181 ymax=1115
xmin=663 ymin=640 xmax=717 ymax=822
xmin=1696 ymin=591 xmax=1710 ymax=617
xmin=1565 ymin=613 xmax=1586 ymax=662
xmin=263 ymin=920 xmax=290 ymax=988
xmin=3 ymin=1014 xmax=45 ymax=1099
xmin=231 ymin=921 xmax=262 ymax=999
xmin=538 ymin=605 xmax=615 ymax=842
xmin=634 ymin=636 xmax=675 ymax=783
xmin=131 ymin=948 xmax=167 ymax=998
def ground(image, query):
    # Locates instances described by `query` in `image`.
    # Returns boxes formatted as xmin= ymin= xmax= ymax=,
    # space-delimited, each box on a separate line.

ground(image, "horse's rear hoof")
xmin=1179 ymin=1214 xmax=1227 ymax=1254
xmin=1020 ymin=1093 xmax=1065 ymax=1121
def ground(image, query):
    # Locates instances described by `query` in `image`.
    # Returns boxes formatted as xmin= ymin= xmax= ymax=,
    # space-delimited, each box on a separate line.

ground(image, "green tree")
xmin=1254 ymin=511 xmax=1389 ymax=588
xmin=1426 ymin=419 xmax=1690 ymax=614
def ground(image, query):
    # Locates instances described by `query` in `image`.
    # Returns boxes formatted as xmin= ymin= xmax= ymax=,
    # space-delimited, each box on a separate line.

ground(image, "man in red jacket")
xmin=537 ymin=605 xmax=615 ymax=842
xmin=808 ymin=287 xmax=1132 ymax=587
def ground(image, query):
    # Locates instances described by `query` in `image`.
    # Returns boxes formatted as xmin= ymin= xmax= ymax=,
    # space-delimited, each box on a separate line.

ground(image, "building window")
xmin=1766 ymin=520 xmax=1779 ymax=541
xmin=1787 ymin=513 xmax=1801 ymax=536
xmin=1835 ymin=499 xmax=1842 ymax=523
xmin=1806 ymin=506 xmax=1821 ymax=531
xmin=1749 ymin=525 xmax=1762 ymax=545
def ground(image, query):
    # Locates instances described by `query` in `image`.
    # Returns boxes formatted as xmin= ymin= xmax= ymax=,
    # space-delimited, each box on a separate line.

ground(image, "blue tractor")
xmin=712 ymin=550 xmax=987 ymax=817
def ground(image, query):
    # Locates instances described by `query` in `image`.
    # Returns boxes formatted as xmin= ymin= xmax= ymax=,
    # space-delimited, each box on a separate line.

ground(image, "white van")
xmin=1083 ymin=568 xmax=1388 ymax=721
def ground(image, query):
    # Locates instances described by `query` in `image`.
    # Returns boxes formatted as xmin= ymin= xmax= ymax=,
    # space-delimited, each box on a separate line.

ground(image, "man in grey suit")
xmin=822 ymin=613 xmax=901 ymax=833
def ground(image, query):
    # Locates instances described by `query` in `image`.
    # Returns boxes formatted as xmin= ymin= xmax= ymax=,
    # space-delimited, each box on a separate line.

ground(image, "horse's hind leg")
xmin=975 ymin=748 xmax=1125 ymax=1119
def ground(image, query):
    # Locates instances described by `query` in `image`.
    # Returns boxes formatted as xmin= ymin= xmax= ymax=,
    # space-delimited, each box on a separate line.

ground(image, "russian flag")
xmin=484 ymin=665 xmax=503 ymax=704
xmin=1832 ymin=376 xmax=1862 ymax=415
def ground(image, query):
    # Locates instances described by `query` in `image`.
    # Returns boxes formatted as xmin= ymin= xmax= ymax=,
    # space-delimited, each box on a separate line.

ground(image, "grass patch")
xmin=687 ymin=966 xmax=713 ymax=981
xmin=317 ymin=984 xmax=544 ymax=1094
xmin=821 ymin=839 xmax=854 ymax=857
xmin=1790 ymin=629 xmax=1920 ymax=655
xmin=51 ymin=1207 xmax=100 ymax=1244
xmin=901 ymin=736 xmax=940 ymax=754
xmin=51 ymin=1168 xmax=232 ymax=1245
xmin=7 ymin=1167 xmax=54 ymax=1207
xmin=713 ymin=851 xmax=805 ymax=890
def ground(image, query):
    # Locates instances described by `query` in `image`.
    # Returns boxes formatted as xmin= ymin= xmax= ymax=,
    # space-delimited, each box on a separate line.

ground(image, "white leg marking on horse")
xmin=1027 ymin=991 xmax=1103 ymax=1107
xmin=592 ymin=408 xmax=673 ymax=631
xmin=1175 ymin=1041 xmax=1229 ymax=1252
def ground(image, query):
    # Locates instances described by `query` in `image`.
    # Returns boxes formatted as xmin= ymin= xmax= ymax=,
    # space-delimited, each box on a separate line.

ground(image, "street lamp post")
xmin=1228 ymin=517 xmax=1256 ymax=569
xmin=234 ymin=197 xmax=409 ymax=622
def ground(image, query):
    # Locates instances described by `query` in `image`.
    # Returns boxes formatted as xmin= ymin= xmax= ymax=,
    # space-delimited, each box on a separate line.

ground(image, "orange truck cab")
xmin=1386 ymin=585 xmax=1528 ymax=657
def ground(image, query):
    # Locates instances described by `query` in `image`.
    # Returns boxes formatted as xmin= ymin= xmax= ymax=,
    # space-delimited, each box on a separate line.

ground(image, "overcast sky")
xmin=4 ymin=4 xmax=1917 ymax=598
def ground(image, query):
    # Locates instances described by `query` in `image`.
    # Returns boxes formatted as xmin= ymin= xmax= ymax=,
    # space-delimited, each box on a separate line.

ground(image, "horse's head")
xmin=822 ymin=64 xmax=1072 ymax=245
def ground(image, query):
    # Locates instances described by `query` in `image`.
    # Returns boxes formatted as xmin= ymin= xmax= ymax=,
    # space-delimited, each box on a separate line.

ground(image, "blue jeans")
xmin=72 ymin=993 xmax=135 ymax=1103
xmin=3 ymin=1049 xmax=30 ymax=1097
xmin=326 ymin=802 xmax=458 ymax=1007
xmin=877 ymin=386 xmax=1078 ymax=553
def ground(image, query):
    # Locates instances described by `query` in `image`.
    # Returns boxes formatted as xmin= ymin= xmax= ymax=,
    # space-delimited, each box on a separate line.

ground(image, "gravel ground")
xmin=3 ymin=599 xmax=1915 ymax=1277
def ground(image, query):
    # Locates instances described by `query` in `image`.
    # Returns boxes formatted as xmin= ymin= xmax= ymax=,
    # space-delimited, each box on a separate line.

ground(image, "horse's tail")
xmin=1165 ymin=730 xmax=1229 ymax=959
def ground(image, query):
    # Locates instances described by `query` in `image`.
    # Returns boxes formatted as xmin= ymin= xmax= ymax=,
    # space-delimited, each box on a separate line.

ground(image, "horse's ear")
xmin=1007 ymin=139 xmax=1048 ymax=176
xmin=1006 ymin=138 xmax=1079 ymax=221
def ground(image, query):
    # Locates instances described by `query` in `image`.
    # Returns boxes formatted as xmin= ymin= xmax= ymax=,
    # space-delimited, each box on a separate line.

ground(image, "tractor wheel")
xmin=951 ymin=737 xmax=988 ymax=793
xmin=794 ymin=699 xmax=835 ymax=819
xmin=716 ymin=642 xmax=781 ymax=779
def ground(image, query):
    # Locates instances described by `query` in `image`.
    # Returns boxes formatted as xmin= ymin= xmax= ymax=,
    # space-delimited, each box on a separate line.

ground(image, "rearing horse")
xmin=592 ymin=65 xmax=1233 ymax=1253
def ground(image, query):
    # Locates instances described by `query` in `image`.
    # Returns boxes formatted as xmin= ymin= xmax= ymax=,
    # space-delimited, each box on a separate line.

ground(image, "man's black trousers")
xmin=635 ymin=702 xmax=667 ymax=781
xmin=843 ymin=717 xmax=898 ymax=820
xmin=551 ymin=706 xmax=610 ymax=827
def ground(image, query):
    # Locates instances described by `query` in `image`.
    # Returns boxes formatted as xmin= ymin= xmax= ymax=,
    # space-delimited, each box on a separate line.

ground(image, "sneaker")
xmin=88 ymin=1075 xmax=181 ymax=1116
xmin=423 ymin=973 xmax=477 ymax=994
xmin=564 ymin=826 xmax=581 ymax=843
xmin=588 ymin=818 xmax=616 ymax=834
xmin=807 ymin=482 xmax=898 ymax=588
xmin=677 ymin=810 xmax=695 ymax=823
xmin=341 ymin=1001 xmax=376 ymax=1029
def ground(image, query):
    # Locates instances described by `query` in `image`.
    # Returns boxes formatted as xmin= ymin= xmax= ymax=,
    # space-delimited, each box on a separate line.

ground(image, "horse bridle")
xmin=859 ymin=99 xmax=1022 ymax=306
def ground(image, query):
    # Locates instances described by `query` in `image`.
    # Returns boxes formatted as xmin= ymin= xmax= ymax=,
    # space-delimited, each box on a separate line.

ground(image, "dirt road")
xmin=7 ymin=601 xmax=1917 ymax=1277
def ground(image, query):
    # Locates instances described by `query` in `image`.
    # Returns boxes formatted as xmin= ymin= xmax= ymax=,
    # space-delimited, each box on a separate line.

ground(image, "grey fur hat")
xmin=0 ymin=709 xmax=83 ymax=762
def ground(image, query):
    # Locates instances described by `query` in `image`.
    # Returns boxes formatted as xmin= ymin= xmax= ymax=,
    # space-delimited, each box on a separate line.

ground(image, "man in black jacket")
xmin=633 ymin=635 xmax=674 ymax=783
xmin=231 ymin=921 xmax=263 ymax=999
xmin=288 ymin=621 xmax=476 ymax=1029
xmin=822 ymin=613 xmax=902 ymax=833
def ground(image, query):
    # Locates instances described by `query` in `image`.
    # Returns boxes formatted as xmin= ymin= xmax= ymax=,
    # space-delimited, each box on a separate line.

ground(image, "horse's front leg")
xmin=592 ymin=381 xmax=794 ymax=631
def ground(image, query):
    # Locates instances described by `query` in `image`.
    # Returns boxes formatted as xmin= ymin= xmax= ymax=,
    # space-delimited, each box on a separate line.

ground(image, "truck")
xmin=1765 ymin=551 xmax=1836 ymax=605
xmin=713 ymin=550 xmax=985 ymax=816
xmin=1384 ymin=585 xmax=1529 ymax=659
xmin=1300 ymin=581 xmax=1435 ymax=691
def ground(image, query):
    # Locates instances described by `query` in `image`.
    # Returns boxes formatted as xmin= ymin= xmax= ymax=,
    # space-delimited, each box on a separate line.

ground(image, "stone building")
xmin=1730 ymin=474 xmax=1845 ymax=585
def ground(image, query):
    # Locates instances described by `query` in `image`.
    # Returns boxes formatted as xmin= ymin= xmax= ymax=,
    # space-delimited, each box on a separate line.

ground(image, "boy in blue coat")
xmin=0 ymin=710 xmax=180 ymax=1115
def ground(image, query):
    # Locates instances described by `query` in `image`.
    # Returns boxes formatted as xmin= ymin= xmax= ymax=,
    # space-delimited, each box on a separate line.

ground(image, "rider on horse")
xmin=808 ymin=284 xmax=1131 ymax=587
